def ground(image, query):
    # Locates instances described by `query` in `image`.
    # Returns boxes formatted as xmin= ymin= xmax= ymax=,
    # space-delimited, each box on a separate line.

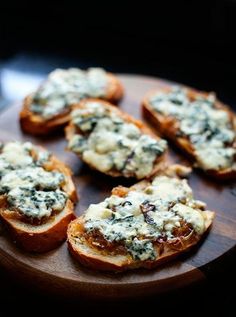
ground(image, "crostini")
xmin=65 ymin=99 xmax=167 ymax=179
xmin=142 ymin=86 xmax=236 ymax=179
xmin=67 ymin=165 xmax=214 ymax=272
xmin=0 ymin=141 xmax=77 ymax=252
xmin=20 ymin=68 xmax=124 ymax=135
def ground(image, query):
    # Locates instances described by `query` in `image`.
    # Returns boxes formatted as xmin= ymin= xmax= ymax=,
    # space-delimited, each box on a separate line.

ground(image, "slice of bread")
xmin=0 ymin=199 xmax=75 ymax=253
xmin=65 ymin=98 xmax=167 ymax=179
xmin=0 ymin=142 xmax=78 ymax=252
xmin=67 ymin=165 xmax=214 ymax=272
xmin=20 ymin=71 xmax=124 ymax=135
xmin=142 ymin=86 xmax=236 ymax=180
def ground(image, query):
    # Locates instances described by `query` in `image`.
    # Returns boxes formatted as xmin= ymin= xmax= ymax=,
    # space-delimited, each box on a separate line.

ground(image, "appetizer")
xmin=67 ymin=165 xmax=214 ymax=272
xmin=20 ymin=68 xmax=123 ymax=135
xmin=0 ymin=141 xmax=77 ymax=252
xmin=142 ymin=86 xmax=236 ymax=179
xmin=66 ymin=99 xmax=167 ymax=179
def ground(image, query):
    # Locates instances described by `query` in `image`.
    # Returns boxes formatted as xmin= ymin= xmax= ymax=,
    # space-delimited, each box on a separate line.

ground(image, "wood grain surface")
xmin=0 ymin=74 xmax=235 ymax=299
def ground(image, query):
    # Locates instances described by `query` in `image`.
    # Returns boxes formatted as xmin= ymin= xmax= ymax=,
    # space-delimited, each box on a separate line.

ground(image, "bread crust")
xmin=65 ymin=98 xmax=167 ymax=179
xmin=0 ymin=147 xmax=78 ymax=252
xmin=142 ymin=87 xmax=236 ymax=180
xmin=20 ymin=73 xmax=124 ymax=135
xmin=67 ymin=168 xmax=214 ymax=272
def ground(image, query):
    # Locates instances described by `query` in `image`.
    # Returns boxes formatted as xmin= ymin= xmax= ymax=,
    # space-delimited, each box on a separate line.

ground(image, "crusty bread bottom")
xmin=67 ymin=210 xmax=214 ymax=272
xmin=0 ymin=199 xmax=75 ymax=253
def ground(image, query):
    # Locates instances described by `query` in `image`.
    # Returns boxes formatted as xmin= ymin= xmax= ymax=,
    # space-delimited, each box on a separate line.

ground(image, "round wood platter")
xmin=0 ymin=74 xmax=235 ymax=299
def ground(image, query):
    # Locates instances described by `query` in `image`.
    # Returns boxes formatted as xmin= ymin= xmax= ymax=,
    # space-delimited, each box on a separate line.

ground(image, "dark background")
xmin=1 ymin=1 xmax=236 ymax=107
xmin=0 ymin=1 xmax=236 ymax=315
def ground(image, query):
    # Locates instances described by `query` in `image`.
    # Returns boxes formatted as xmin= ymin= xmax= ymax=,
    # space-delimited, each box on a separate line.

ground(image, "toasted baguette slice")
xmin=65 ymin=99 xmax=167 ymax=179
xmin=0 ymin=199 xmax=75 ymax=253
xmin=142 ymin=86 xmax=236 ymax=180
xmin=20 ymin=95 xmax=72 ymax=135
xmin=67 ymin=165 xmax=214 ymax=272
xmin=20 ymin=70 xmax=124 ymax=135
xmin=0 ymin=141 xmax=77 ymax=252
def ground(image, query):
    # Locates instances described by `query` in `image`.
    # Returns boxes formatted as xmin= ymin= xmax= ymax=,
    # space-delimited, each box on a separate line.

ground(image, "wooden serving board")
xmin=0 ymin=74 xmax=235 ymax=299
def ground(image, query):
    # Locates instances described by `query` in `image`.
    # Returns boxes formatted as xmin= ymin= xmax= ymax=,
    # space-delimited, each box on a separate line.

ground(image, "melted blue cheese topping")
xmin=68 ymin=101 xmax=167 ymax=179
xmin=0 ymin=167 xmax=64 ymax=192
xmin=30 ymin=68 xmax=108 ymax=119
xmin=7 ymin=188 xmax=67 ymax=219
xmin=0 ymin=142 xmax=33 ymax=176
xmin=149 ymin=88 xmax=236 ymax=171
xmin=84 ymin=175 xmax=206 ymax=261
xmin=0 ymin=142 xmax=67 ymax=219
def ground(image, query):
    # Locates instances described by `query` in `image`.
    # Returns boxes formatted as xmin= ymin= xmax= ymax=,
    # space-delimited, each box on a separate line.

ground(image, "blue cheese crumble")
xmin=68 ymin=101 xmax=167 ymax=179
xmin=149 ymin=87 xmax=236 ymax=171
xmin=30 ymin=68 xmax=108 ymax=119
xmin=7 ymin=188 xmax=67 ymax=219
